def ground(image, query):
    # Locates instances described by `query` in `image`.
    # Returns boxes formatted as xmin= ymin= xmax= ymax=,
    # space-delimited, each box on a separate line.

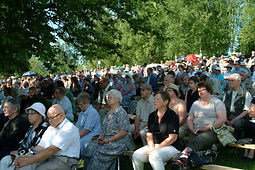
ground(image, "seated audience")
xmin=0 ymin=102 xmax=48 ymax=169
xmin=14 ymin=104 xmax=80 ymax=170
xmin=76 ymin=92 xmax=101 ymax=156
xmin=52 ymin=87 xmax=74 ymax=121
xmin=0 ymin=98 xmax=30 ymax=159
xmin=84 ymin=89 xmax=131 ymax=170
xmin=175 ymin=82 xmax=226 ymax=165
xmin=132 ymin=91 xmax=181 ymax=170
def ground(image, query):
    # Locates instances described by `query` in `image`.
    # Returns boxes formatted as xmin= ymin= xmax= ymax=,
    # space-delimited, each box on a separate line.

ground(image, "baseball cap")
xmin=25 ymin=102 xmax=46 ymax=118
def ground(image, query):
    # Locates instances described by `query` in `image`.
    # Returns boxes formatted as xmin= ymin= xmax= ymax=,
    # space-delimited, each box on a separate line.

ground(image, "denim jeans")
xmin=132 ymin=144 xmax=180 ymax=170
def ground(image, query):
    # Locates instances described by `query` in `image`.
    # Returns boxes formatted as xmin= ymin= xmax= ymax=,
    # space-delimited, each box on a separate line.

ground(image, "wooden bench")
xmin=201 ymin=164 xmax=242 ymax=170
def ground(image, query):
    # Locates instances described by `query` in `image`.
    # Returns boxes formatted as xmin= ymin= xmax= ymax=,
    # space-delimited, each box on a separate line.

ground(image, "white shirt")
xmin=38 ymin=118 xmax=80 ymax=158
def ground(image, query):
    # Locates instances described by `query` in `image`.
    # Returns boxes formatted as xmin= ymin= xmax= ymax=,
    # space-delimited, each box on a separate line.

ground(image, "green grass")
xmin=78 ymin=146 xmax=255 ymax=170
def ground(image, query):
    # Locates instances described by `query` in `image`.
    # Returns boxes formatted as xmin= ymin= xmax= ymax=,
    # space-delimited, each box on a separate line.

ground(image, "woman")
xmin=132 ymin=91 xmax=181 ymax=170
xmin=243 ymin=97 xmax=255 ymax=160
xmin=84 ymin=89 xmax=131 ymax=170
xmin=52 ymin=87 xmax=74 ymax=121
xmin=76 ymin=92 xmax=101 ymax=156
xmin=175 ymin=82 xmax=226 ymax=165
xmin=120 ymin=73 xmax=136 ymax=108
xmin=0 ymin=102 xmax=48 ymax=169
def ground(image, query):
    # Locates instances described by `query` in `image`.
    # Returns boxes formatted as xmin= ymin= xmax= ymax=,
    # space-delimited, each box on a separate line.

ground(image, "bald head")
xmin=47 ymin=104 xmax=65 ymax=128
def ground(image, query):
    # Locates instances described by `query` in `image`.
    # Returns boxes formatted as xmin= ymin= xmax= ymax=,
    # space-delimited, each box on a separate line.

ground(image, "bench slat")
xmin=228 ymin=143 xmax=255 ymax=149
xmin=201 ymin=164 xmax=242 ymax=170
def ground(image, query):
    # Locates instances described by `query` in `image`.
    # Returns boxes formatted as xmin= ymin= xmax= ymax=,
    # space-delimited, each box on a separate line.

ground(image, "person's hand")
xmin=14 ymin=155 xmax=30 ymax=168
xmin=98 ymin=139 xmax=109 ymax=146
xmin=134 ymin=129 xmax=139 ymax=139
xmin=146 ymin=147 xmax=155 ymax=156
xmin=229 ymin=119 xmax=236 ymax=126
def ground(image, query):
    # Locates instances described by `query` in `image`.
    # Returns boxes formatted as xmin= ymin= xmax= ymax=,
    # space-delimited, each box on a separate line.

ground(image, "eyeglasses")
xmin=198 ymin=88 xmax=207 ymax=93
xmin=47 ymin=112 xmax=62 ymax=121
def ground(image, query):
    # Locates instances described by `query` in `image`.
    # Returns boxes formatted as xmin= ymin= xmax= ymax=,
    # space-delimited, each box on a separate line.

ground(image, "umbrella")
xmin=114 ymin=66 xmax=125 ymax=70
xmin=185 ymin=54 xmax=199 ymax=66
xmin=22 ymin=71 xmax=38 ymax=77
xmin=178 ymin=56 xmax=186 ymax=60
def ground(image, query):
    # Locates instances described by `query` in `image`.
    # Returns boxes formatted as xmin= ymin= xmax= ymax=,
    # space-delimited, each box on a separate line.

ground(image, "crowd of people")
xmin=0 ymin=52 xmax=255 ymax=170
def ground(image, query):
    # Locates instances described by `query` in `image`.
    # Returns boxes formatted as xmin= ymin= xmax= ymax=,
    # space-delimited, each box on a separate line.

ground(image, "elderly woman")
xmin=132 ymin=91 xmax=181 ymax=170
xmin=243 ymin=97 xmax=255 ymax=160
xmin=121 ymin=73 xmax=136 ymax=108
xmin=84 ymin=89 xmax=131 ymax=170
xmin=76 ymin=92 xmax=101 ymax=156
xmin=52 ymin=87 xmax=74 ymax=121
xmin=0 ymin=99 xmax=30 ymax=159
xmin=175 ymin=81 xmax=226 ymax=166
xmin=0 ymin=102 xmax=48 ymax=169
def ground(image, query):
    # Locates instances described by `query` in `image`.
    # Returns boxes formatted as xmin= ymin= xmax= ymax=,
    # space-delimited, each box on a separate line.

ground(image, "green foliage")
xmin=238 ymin=0 xmax=255 ymax=56
xmin=0 ymin=0 xmax=254 ymax=75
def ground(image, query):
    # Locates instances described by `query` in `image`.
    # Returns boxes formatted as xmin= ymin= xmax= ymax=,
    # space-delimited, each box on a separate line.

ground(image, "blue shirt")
xmin=231 ymin=67 xmax=245 ymax=74
xmin=76 ymin=105 xmax=101 ymax=134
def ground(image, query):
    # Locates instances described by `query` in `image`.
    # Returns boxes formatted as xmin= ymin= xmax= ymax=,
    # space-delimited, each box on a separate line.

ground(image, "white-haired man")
xmin=223 ymin=74 xmax=253 ymax=139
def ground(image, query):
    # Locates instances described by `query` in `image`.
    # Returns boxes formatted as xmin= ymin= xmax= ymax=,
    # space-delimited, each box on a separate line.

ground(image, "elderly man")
xmin=133 ymin=84 xmax=155 ymax=145
xmin=163 ymin=74 xmax=175 ymax=86
xmin=15 ymin=104 xmax=80 ymax=170
xmin=240 ymin=70 xmax=255 ymax=97
xmin=223 ymin=74 xmax=253 ymax=139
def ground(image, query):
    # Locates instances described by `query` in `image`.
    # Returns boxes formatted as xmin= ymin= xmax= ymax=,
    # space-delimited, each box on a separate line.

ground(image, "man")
xmin=95 ymin=77 xmax=113 ymax=122
xmin=15 ymin=104 xmax=80 ymax=170
xmin=231 ymin=60 xmax=245 ymax=74
xmin=163 ymin=74 xmax=175 ymax=86
xmin=146 ymin=67 xmax=158 ymax=93
xmin=133 ymin=84 xmax=155 ymax=145
xmin=95 ymin=77 xmax=113 ymax=112
xmin=223 ymin=74 xmax=252 ymax=139
xmin=240 ymin=70 xmax=255 ymax=96
xmin=0 ymin=98 xmax=30 ymax=159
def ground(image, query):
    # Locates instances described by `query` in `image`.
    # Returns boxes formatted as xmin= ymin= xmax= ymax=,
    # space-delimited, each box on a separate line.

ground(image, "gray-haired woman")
xmin=84 ymin=89 xmax=131 ymax=170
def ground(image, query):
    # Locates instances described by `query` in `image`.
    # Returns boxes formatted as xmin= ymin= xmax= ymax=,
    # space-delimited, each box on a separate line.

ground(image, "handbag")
xmin=210 ymin=121 xmax=237 ymax=146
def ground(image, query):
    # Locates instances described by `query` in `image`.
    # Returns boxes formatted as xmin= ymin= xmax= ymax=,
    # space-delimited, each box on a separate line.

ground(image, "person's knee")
xmin=149 ymin=150 xmax=161 ymax=162
xmin=132 ymin=151 xmax=143 ymax=162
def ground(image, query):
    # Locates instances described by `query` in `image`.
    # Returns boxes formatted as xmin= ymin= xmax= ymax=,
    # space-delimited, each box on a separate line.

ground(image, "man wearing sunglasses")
xmin=15 ymin=104 xmax=80 ymax=170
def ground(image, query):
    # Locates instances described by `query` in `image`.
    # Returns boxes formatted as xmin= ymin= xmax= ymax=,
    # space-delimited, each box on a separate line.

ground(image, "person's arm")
xmin=14 ymin=145 xmax=60 ymax=168
xmin=79 ymin=129 xmax=91 ymax=138
xmin=229 ymin=91 xmax=252 ymax=126
xmin=187 ymin=115 xmax=197 ymax=135
xmin=177 ymin=101 xmax=187 ymax=126
xmin=154 ymin=134 xmax=178 ymax=150
xmin=96 ymin=103 xmax=101 ymax=112
xmin=146 ymin=132 xmax=154 ymax=149
xmin=134 ymin=115 xmax=140 ymax=139
xmin=201 ymin=110 xmax=226 ymax=132
xmin=99 ymin=130 xmax=127 ymax=145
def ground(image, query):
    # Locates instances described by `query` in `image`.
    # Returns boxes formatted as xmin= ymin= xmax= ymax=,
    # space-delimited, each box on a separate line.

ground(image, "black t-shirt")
xmin=148 ymin=108 xmax=181 ymax=150
xmin=186 ymin=89 xmax=200 ymax=113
